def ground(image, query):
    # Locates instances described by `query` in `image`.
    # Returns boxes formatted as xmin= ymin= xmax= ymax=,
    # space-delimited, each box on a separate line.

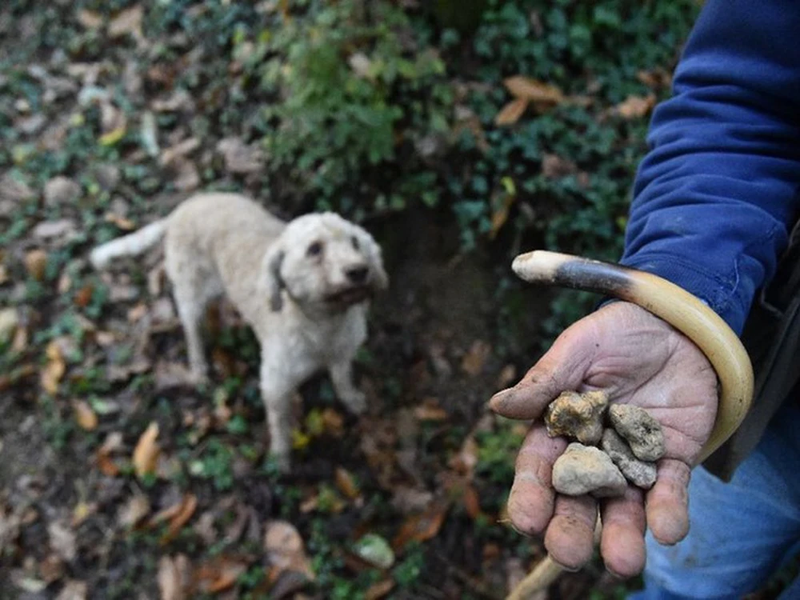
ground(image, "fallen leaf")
xmin=504 ymin=76 xmax=564 ymax=105
xmin=118 ymin=493 xmax=151 ymax=529
xmin=264 ymin=521 xmax=315 ymax=581
xmin=216 ymin=137 xmax=264 ymax=174
xmin=55 ymin=580 xmax=87 ymax=600
xmin=334 ymin=467 xmax=361 ymax=501
xmin=109 ymin=5 xmax=144 ymax=40
xmin=449 ymin=433 xmax=479 ymax=477
xmin=461 ymin=340 xmax=491 ymax=377
xmin=96 ymin=432 xmax=124 ymax=476
xmin=494 ymin=98 xmax=528 ymax=126
xmin=132 ymin=422 xmax=160 ymax=478
xmin=613 ymin=93 xmax=657 ymax=119
xmin=77 ymin=10 xmax=103 ymax=29
xmin=0 ymin=307 xmax=19 ymax=345
xmin=365 ymin=579 xmax=395 ymax=600
xmin=462 ymin=484 xmax=482 ymax=519
xmin=39 ymin=553 xmax=65 ymax=583
xmin=72 ymin=400 xmax=98 ymax=431
xmin=104 ymin=213 xmax=136 ymax=231
xmin=41 ymin=340 xmax=66 ymax=395
xmin=392 ymin=497 xmax=452 ymax=551
xmin=73 ymin=285 xmax=94 ymax=308
xmin=48 ymin=520 xmax=77 ymax=562
xmin=496 ymin=364 xmax=517 ymax=390
xmin=413 ymin=398 xmax=448 ymax=422
xmin=489 ymin=177 xmax=517 ymax=239
xmin=353 ymin=534 xmax=395 ymax=570
xmin=161 ymin=494 xmax=198 ymax=543
xmin=195 ymin=555 xmax=250 ymax=593
xmin=541 ymin=153 xmax=578 ymax=180
xmin=24 ymin=249 xmax=48 ymax=281
xmin=71 ymin=501 xmax=95 ymax=527
xmin=158 ymin=554 xmax=191 ymax=600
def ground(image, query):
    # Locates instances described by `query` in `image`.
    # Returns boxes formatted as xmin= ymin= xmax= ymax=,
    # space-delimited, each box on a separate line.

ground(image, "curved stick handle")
xmin=506 ymin=250 xmax=754 ymax=599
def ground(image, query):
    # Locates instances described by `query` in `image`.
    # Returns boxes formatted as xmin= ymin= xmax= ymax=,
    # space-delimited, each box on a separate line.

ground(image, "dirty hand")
xmin=489 ymin=301 xmax=718 ymax=577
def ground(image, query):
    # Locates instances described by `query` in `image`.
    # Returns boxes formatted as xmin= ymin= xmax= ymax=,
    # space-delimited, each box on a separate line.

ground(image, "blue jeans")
xmin=630 ymin=402 xmax=800 ymax=599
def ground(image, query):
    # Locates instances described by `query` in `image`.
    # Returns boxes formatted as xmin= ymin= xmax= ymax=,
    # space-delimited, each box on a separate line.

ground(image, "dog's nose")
xmin=345 ymin=266 xmax=369 ymax=284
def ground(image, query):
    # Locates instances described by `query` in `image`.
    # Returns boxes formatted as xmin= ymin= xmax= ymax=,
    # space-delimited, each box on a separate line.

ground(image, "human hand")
xmin=489 ymin=301 xmax=718 ymax=577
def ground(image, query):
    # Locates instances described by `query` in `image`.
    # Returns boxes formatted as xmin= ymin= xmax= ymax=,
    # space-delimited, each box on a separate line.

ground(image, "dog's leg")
xmin=329 ymin=358 xmax=366 ymax=415
xmin=174 ymin=293 xmax=209 ymax=383
xmin=259 ymin=360 xmax=297 ymax=472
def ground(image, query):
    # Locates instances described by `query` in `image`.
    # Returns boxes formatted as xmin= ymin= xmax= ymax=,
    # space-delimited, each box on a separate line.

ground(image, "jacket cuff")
xmin=619 ymin=252 xmax=751 ymax=335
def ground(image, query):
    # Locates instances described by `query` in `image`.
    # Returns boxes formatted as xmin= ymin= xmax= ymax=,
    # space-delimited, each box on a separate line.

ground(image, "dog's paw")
xmin=270 ymin=452 xmax=291 ymax=474
xmin=341 ymin=390 xmax=367 ymax=415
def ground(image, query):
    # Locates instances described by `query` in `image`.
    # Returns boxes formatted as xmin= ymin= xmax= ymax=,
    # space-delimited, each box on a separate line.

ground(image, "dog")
xmin=90 ymin=193 xmax=388 ymax=470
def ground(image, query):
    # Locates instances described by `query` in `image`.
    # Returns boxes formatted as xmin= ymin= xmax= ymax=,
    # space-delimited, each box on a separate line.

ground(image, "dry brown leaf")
xmin=39 ymin=554 xmax=65 ymax=584
xmin=541 ymin=153 xmax=578 ymax=180
xmin=614 ymin=93 xmax=657 ymax=120
xmin=195 ymin=555 xmax=250 ymax=593
xmin=462 ymin=484 xmax=482 ymax=520
xmin=334 ymin=467 xmax=361 ymax=501
xmin=392 ymin=497 xmax=452 ymax=551
xmin=104 ymin=213 xmax=136 ymax=231
xmin=48 ymin=520 xmax=77 ymax=562
xmin=461 ymin=340 xmax=491 ymax=377
xmin=109 ymin=5 xmax=143 ymax=40
xmin=413 ymin=398 xmax=448 ymax=422
xmin=72 ymin=400 xmax=98 ymax=431
xmin=496 ymin=364 xmax=517 ymax=390
xmin=71 ymin=501 xmax=95 ymax=527
xmin=96 ymin=432 xmax=124 ymax=476
xmin=24 ymin=249 xmax=48 ymax=281
xmin=73 ymin=285 xmax=94 ymax=308
xmin=161 ymin=494 xmax=198 ymax=543
xmin=365 ymin=579 xmax=395 ymax=600
xmin=448 ymin=435 xmax=479 ymax=477
xmin=504 ymin=76 xmax=564 ymax=105
xmin=55 ymin=580 xmax=87 ymax=600
xmin=494 ymin=98 xmax=528 ymax=126
xmin=77 ymin=10 xmax=103 ymax=29
xmin=158 ymin=554 xmax=191 ymax=600
xmin=264 ymin=521 xmax=315 ymax=581
xmin=41 ymin=340 xmax=66 ymax=395
xmin=118 ymin=493 xmax=151 ymax=529
xmin=489 ymin=193 xmax=517 ymax=239
xmin=132 ymin=422 xmax=160 ymax=478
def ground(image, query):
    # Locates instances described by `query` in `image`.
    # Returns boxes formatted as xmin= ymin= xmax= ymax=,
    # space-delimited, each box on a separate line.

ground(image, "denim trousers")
xmin=630 ymin=401 xmax=800 ymax=599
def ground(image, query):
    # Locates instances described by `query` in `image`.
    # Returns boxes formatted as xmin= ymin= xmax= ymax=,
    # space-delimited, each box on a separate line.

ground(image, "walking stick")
xmin=505 ymin=251 xmax=754 ymax=600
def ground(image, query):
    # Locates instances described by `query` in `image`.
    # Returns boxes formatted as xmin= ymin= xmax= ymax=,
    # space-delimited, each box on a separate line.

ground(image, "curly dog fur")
xmin=91 ymin=193 xmax=387 ymax=470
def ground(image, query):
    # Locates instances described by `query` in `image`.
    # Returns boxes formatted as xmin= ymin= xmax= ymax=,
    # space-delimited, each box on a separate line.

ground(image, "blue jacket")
xmin=621 ymin=0 xmax=800 ymax=335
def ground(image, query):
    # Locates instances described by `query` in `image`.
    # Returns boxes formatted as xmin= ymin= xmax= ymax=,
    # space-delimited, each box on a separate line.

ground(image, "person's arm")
xmin=623 ymin=0 xmax=800 ymax=334
xmin=491 ymin=0 xmax=800 ymax=578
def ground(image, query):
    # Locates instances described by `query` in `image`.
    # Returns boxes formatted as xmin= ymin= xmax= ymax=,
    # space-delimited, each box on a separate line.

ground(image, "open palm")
xmin=490 ymin=301 xmax=719 ymax=577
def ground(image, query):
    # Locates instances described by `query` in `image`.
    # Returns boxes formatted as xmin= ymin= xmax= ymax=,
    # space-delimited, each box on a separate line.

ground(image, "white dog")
xmin=91 ymin=193 xmax=388 ymax=470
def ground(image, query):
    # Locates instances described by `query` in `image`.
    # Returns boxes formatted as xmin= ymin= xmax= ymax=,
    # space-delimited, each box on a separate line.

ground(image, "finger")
xmin=646 ymin=459 xmax=691 ymax=545
xmin=489 ymin=325 xmax=596 ymax=420
xmin=507 ymin=424 xmax=567 ymax=535
xmin=544 ymin=494 xmax=598 ymax=571
xmin=600 ymin=486 xmax=646 ymax=578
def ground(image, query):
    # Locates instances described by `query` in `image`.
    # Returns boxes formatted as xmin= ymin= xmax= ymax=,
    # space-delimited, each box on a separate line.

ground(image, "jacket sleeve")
xmin=621 ymin=0 xmax=800 ymax=335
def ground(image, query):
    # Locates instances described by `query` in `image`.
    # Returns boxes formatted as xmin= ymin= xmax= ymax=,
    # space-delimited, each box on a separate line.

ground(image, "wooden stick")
xmin=505 ymin=250 xmax=754 ymax=599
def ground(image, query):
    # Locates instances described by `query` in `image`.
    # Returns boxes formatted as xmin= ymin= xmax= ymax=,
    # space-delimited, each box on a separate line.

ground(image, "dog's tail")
xmin=90 ymin=218 xmax=169 ymax=269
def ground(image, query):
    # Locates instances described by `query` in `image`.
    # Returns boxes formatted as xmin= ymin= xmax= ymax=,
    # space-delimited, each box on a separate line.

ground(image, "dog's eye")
xmin=351 ymin=236 xmax=360 ymax=250
xmin=307 ymin=241 xmax=323 ymax=257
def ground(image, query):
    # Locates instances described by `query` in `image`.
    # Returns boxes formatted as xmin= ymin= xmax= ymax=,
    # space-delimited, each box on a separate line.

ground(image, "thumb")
xmin=489 ymin=320 xmax=598 ymax=419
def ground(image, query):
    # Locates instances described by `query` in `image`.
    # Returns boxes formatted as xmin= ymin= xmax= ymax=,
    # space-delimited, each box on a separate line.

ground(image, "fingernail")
xmin=488 ymin=388 xmax=512 ymax=411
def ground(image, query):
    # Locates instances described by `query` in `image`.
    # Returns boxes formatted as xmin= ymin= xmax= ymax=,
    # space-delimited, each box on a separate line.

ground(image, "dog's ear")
xmin=362 ymin=232 xmax=388 ymax=291
xmin=264 ymin=248 xmax=286 ymax=312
